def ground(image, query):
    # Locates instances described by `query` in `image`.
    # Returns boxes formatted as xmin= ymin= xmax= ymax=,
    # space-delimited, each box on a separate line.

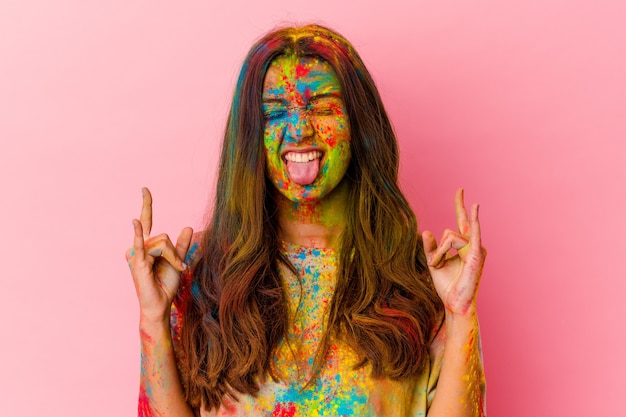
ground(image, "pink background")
xmin=1 ymin=1 xmax=624 ymax=415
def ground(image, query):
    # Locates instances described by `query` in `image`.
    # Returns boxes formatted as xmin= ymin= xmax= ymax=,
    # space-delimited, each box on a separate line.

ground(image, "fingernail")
xmin=427 ymin=257 xmax=432 ymax=264
xmin=182 ymin=262 xmax=188 ymax=269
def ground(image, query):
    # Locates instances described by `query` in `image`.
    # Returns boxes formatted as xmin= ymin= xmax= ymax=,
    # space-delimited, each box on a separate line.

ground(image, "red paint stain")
xmin=139 ymin=328 xmax=154 ymax=345
xmin=221 ymin=397 xmax=238 ymax=416
xmin=478 ymin=394 xmax=485 ymax=417
xmin=138 ymin=386 xmax=154 ymax=417
xmin=297 ymin=202 xmax=321 ymax=224
xmin=323 ymin=134 xmax=337 ymax=147
xmin=295 ymin=63 xmax=311 ymax=78
xmin=270 ymin=402 xmax=297 ymax=417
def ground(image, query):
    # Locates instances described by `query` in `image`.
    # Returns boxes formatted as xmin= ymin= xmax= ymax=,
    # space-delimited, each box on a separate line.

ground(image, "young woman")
xmin=127 ymin=24 xmax=486 ymax=416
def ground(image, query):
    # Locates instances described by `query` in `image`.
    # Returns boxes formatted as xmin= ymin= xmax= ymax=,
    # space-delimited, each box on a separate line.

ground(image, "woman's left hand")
xmin=422 ymin=189 xmax=487 ymax=316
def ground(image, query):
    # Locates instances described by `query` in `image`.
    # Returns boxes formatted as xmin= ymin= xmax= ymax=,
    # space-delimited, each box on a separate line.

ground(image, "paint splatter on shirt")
xmin=173 ymin=240 xmax=462 ymax=416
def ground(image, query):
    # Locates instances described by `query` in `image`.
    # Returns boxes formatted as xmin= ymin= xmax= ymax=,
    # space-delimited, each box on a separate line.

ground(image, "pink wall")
xmin=1 ymin=1 xmax=624 ymax=415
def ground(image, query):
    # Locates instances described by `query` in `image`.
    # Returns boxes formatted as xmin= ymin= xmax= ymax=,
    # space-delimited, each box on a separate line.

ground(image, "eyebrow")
xmin=262 ymin=98 xmax=286 ymax=105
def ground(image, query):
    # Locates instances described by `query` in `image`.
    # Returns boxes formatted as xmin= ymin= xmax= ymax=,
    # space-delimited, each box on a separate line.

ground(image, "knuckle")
xmin=442 ymin=229 xmax=456 ymax=240
xmin=150 ymin=233 xmax=170 ymax=244
xmin=125 ymin=246 xmax=138 ymax=260
xmin=147 ymin=239 xmax=168 ymax=252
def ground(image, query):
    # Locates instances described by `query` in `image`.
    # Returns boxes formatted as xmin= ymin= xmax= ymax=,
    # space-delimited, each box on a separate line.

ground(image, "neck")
xmin=276 ymin=180 xmax=350 ymax=249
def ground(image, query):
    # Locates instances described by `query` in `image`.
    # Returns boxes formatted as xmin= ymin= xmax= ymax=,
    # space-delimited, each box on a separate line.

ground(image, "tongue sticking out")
xmin=286 ymin=158 xmax=320 ymax=185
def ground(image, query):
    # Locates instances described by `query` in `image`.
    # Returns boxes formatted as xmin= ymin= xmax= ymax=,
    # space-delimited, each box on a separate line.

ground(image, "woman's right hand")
xmin=126 ymin=187 xmax=193 ymax=323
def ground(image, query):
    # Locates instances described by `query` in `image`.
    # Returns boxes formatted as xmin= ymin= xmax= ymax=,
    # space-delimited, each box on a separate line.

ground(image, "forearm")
xmin=139 ymin=317 xmax=195 ymax=417
xmin=428 ymin=307 xmax=485 ymax=417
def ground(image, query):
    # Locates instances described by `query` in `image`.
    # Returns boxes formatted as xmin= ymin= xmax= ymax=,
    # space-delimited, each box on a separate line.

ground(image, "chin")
xmin=280 ymin=187 xmax=326 ymax=204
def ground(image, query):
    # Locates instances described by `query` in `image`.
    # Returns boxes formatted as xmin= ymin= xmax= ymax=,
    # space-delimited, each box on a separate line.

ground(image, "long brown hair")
xmin=181 ymin=24 xmax=444 ymax=410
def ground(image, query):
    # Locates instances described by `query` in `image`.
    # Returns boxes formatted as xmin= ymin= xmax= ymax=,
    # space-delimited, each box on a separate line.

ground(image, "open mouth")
xmin=282 ymin=150 xmax=324 ymax=185
xmin=283 ymin=150 xmax=323 ymax=163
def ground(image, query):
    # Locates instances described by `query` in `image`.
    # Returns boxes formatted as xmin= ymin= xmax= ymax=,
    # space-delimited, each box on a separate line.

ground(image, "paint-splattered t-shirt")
xmin=173 ymin=240 xmax=448 ymax=417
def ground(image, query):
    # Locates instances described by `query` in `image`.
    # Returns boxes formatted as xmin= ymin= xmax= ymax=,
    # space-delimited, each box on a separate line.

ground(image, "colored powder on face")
xmin=262 ymin=56 xmax=351 ymax=204
xmin=295 ymin=62 xmax=311 ymax=78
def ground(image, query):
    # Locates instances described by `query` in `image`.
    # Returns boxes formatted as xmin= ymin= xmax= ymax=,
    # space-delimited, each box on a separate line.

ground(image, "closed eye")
xmin=264 ymin=110 xmax=288 ymax=121
xmin=307 ymin=97 xmax=344 ymax=116
xmin=308 ymin=105 xmax=335 ymax=116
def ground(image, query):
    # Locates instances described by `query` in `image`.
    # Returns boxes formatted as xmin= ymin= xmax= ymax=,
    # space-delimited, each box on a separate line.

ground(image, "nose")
xmin=285 ymin=108 xmax=314 ymax=143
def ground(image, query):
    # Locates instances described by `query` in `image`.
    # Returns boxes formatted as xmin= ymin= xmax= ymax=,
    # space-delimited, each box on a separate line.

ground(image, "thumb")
xmin=175 ymin=227 xmax=194 ymax=268
xmin=421 ymin=231 xmax=438 ymax=263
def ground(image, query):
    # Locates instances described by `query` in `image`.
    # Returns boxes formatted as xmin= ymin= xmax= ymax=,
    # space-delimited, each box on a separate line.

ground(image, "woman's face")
xmin=262 ymin=55 xmax=351 ymax=203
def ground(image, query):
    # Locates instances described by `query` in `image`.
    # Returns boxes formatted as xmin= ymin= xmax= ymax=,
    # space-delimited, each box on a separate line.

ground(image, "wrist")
xmin=139 ymin=304 xmax=172 ymax=326
xmin=445 ymin=302 xmax=477 ymax=320
xmin=139 ymin=315 xmax=171 ymax=341
xmin=444 ymin=305 xmax=479 ymax=341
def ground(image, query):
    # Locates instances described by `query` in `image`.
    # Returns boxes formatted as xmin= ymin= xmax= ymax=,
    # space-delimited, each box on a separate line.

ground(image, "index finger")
xmin=455 ymin=188 xmax=470 ymax=235
xmin=140 ymin=187 xmax=153 ymax=241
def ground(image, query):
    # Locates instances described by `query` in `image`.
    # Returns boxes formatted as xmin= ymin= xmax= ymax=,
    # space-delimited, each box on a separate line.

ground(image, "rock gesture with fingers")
xmin=126 ymin=187 xmax=193 ymax=323
xmin=422 ymin=189 xmax=486 ymax=316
